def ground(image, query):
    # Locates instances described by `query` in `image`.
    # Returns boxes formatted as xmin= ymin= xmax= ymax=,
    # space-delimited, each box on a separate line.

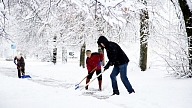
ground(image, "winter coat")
xmin=97 ymin=36 xmax=129 ymax=67
xmin=14 ymin=56 xmax=25 ymax=69
xmin=86 ymin=52 xmax=104 ymax=72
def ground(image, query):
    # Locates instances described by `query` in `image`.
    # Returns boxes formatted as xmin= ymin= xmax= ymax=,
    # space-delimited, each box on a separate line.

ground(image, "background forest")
xmin=0 ymin=0 xmax=191 ymax=78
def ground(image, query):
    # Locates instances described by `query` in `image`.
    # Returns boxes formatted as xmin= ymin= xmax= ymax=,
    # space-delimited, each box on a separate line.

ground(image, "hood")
xmin=97 ymin=36 xmax=109 ymax=49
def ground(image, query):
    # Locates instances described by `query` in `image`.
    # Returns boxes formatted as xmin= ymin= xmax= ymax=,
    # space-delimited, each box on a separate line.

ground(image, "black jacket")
xmin=14 ymin=56 xmax=25 ymax=69
xmin=97 ymin=36 xmax=129 ymax=67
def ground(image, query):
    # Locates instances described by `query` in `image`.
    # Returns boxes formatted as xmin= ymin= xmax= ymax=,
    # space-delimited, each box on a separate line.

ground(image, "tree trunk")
xmin=53 ymin=48 xmax=57 ymax=64
xmin=62 ymin=47 xmax=67 ymax=64
xmin=80 ymin=43 xmax=86 ymax=68
xmin=53 ymin=36 xmax=57 ymax=65
xmin=98 ymin=45 xmax=105 ymax=66
xmin=139 ymin=0 xmax=149 ymax=71
xmin=178 ymin=0 xmax=192 ymax=76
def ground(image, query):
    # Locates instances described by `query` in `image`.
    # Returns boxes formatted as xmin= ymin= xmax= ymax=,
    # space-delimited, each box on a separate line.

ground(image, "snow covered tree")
xmin=139 ymin=0 xmax=149 ymax=71
xmin=98 ymin=45 xmax=105 ymax=66
xmin=1 ymin=0 xmax=189 ymax=77
xmin=80 ymin=42 xmax=86 ymax=68
xmin=0 ymin=0 xmax=7 ymax=39
xmin=62 ymin=46 xmax=67 ymax=64
xmin=177 ymin=0 xmax=192 ymax=77
xmin=168 ymin=0 xmax=192 ymax=77
xmin=53 ymin=35 xmax=57 ymax=64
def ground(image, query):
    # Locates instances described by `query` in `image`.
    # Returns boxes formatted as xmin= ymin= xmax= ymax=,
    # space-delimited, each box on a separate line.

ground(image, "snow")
xmin=24 ymin=11 xmax=34 ymax=20
xmin=186 ymin=0 xmax=192 ymax=11
xmin=0 ymin=60 xmax=192 ymax=108
xmin=0 ymin=3 xmax=4 ymax=12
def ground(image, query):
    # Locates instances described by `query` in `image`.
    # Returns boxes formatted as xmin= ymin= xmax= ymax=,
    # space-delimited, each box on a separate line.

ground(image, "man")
xmin=14 ymin=53 xmax=25 ymax=78
xmin=86 ymin=50 xmax=104 ymax=90
xmin=97 ymin=36 xmax=135 ymax=95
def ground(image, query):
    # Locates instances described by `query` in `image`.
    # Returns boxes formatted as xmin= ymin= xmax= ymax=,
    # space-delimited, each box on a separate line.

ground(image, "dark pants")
xmin=18 ymin=68 xmax=25 ymax=78
xmin=87 ymin=69 xmax=102 ymax=80
xmin=110 ymin=63 xmax=134 ymax=93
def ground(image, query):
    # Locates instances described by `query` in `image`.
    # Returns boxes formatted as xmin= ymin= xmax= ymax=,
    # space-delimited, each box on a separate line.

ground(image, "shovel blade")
xmin=21 ymin=75 xmax=31 ymax=78
xmin=75 ymin=84 xmax=79 ymax=90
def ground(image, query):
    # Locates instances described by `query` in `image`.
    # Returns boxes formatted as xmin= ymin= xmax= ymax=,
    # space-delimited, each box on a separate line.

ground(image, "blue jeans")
xmin=110 ymin=63 xmax=133 ymax=93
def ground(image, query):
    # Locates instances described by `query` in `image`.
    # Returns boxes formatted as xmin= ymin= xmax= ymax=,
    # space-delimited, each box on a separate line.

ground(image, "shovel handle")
xmin=15 ymin=64 xmax=24 ymax=75
xmin=78 ymin=66 xmax=97 ymax=85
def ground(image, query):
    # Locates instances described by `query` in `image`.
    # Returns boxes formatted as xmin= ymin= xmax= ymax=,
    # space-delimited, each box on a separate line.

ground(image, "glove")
xmin=104 ymin=64 xmax=109 ymax=71
xmin=97 ymin=60 xmax=102 ymax=66
xmin=14 ymin=62 xmax=17 ymax=65
xmin=88 ymin=71 xmax=91 ymax=74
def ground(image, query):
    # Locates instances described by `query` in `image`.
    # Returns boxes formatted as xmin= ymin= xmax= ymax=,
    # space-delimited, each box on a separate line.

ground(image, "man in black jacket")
xmin=97 ymin=36 xmax=135 ymax=95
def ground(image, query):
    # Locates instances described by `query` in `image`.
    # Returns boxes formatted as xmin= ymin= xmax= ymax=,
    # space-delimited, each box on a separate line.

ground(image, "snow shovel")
xmin=80 ymin=69 xmax=106 ymax=91
xmin=75 ymin=61 xmax=102 ymax=90
xmin=19 ymin=67 xmax=31 ymax=79
xmin=21 ymin=75 xmax=31 ymax=78
xmin=15 ymin=64 xmax=31 ymax=79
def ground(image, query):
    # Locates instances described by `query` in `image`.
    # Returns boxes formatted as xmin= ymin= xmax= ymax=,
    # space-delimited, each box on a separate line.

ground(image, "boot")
xmin=98 ymin=80 xmax=102 ymax=91
xmin=112 ymin=92 xmax=120 ymax=95
xmin=85 ymin=79 xmax=90 ymax=90
xmin=129 ymin=89 xmax=135 ymax=94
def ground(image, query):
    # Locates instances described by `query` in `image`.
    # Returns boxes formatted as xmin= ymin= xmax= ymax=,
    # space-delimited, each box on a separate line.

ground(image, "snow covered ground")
xmin=0 ymin=60 xmax=192 ymax=108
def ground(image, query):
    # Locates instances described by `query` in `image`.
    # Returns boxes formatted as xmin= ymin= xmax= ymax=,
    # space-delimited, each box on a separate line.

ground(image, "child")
xmin=85 ymin=50 xmax=104 ymax=90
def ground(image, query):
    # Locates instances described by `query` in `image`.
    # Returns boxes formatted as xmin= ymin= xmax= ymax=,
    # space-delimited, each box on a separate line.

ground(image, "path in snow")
xmin=1 ymin=60 xmax=192 ymax=108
